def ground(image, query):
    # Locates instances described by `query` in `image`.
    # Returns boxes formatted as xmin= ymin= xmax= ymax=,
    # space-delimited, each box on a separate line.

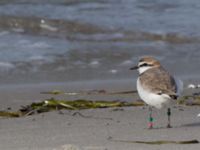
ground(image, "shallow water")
xmin=0 ymin=0 xmax=199 ymax=84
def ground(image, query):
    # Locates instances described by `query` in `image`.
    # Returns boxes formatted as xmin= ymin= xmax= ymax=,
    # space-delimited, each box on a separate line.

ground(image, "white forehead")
xmin=138 ymin=61 xmax=145 ymax=65
xmin=138 ymin=61 xmax=149 ymax=66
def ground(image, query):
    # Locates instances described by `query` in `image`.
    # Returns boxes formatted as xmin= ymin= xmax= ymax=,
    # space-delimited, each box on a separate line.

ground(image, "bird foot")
xmin=148 ymin=126 xmax=153 ymax=129
xmin=148 ymin=122 xmax=153 ymax=129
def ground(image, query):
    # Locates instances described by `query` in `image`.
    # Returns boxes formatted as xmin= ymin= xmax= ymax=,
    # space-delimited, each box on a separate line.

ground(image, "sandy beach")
xmin=0 ymin=0 xmax=200 ymax=150
xmin=0 ymin=80 xmax=200 ymax=150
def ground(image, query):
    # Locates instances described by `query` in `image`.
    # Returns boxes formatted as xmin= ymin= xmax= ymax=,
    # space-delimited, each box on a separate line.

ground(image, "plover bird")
xmin=130 ymin=56 xmax=182 ymax=129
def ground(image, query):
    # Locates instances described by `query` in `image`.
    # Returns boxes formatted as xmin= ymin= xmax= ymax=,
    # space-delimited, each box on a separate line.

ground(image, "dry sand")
xmin=0 ymin=79 xmax=200 ymax=150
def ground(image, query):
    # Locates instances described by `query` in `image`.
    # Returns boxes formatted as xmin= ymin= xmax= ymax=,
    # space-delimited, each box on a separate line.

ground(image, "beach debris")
xmin=177 ymin=94 xmax=200 ymax=106
xmin=187 ymin=84 xmax=200 ymax=89
xmin=0 ymin=99 xmax=144 ymax=118
xmin=1 ymin=90 xmax=200 ymax=118
xmin=111 ymin=139 xmax=199 ymax=145
xmin=0 ymin=111 xmax=21 ymax=118
xmin=188 ymin=84 xmax=196 ymax=89
xmin=20 ymin=98 xmax=144 ymax=112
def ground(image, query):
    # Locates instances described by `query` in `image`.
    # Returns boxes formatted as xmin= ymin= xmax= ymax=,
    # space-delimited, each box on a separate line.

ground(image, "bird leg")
xmin=167 ymin=108 xmax=172 ymax=128
xmin=148 ymin=107 xmax=153 ymax=129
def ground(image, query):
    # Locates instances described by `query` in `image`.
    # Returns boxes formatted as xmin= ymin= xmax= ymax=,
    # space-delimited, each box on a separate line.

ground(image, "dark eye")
xmin=139 ymin=63 xmax=148 ymax=67
xmin=143 ymin=63 xmax=148 ymax=66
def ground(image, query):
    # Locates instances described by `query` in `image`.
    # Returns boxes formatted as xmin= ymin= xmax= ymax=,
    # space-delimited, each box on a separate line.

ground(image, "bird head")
xmin=130 ymin=56 xmax=161 ymax=74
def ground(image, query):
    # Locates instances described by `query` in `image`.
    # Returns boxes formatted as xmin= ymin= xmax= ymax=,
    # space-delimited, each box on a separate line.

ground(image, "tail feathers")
xmin=175 ymin=77 xmax=183 ymax=96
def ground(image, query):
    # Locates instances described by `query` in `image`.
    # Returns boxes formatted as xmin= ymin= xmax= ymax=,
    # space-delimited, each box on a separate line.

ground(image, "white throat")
xmin=138 ymin=66 xmax=152 ymax=74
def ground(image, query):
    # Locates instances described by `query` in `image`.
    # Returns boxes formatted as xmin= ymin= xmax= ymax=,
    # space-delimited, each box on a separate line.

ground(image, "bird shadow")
xmin=143 ymin=122 xmax=200 ymax=130
xmin=180 ymin=122 xmax=200 ymax=128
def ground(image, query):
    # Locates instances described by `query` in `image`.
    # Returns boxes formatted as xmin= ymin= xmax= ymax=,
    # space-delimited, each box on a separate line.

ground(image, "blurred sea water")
xmin=0 ymin=0 xmax=199 ymax=84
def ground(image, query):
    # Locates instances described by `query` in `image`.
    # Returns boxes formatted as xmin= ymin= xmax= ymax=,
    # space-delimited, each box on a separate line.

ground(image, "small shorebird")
xmin=130 ymin=56 xmax=182 ymax=129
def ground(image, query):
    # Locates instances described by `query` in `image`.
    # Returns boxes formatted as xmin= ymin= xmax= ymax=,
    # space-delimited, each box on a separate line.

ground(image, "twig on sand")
xmin=110 ymin=139 xmax=199 ymax=145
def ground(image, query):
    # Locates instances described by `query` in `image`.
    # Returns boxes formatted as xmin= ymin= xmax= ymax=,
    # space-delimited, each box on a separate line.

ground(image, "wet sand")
xmin=0 ymin=80 xmax=200 ymax=150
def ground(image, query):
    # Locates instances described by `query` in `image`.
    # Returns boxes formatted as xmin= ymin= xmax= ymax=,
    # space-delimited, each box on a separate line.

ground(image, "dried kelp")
xmin=0 ymin=99 xmax=144 ymax=118
xmin=178 ymin=95 xmax=200 ymax=106
xmin=0 ymin=111 xmax=21 ymax=118
xmin=2 ymin=89 xmax=200 ymax=118
xmin=41 ymin=89 xmax=200 ymax=106
xmin=112 ymin=139 xmax=199 ymax=145
xmin=20 ymin=99 xmax=144 ymax=114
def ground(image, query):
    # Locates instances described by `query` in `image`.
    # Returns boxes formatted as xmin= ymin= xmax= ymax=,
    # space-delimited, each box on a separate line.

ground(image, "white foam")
xmin=0 ymin=31 xmax=9 ymax=36
xmin=120 ymin=60 xmax=133 ymax=66
xmin=89 ymin=60 xmax=100 ymax=66
xmin=109 ymin=69 xmax=118 ymax=74
xmin=18 ymin=39 xmax=30 ymax=45
xmin=73 ymin=61 xmax=85 ymax=65
xmin=40 ymin=24 xmax=58 ymax=32
xmin=0 ymin=62 xmax=15 ymax=71
xmin=28 ymin=42 xmax=50 ymax=49
xmin=12 ymin=28 xmax=24 ymax=33
xmin=29 ymin=55 xmax=45 ymax=61
xmin=40 ymin=19 xmax=45 ymax=24
xmin=75 ymin=33 xmax=124 ymax=41
xmin=29 ymin=55 xmax=54 ymax=65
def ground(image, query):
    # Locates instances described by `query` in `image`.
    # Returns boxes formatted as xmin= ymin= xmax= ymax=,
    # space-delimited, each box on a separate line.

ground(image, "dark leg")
xmin=167 ymin=108 xmax=172 ymax=128
xmin=148 ymin=107 xmax=153 ymax=129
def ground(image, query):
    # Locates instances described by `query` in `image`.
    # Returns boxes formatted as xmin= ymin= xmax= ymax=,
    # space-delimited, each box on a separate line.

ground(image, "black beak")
xmin=129 ymin=66 xmax=138 ymax=70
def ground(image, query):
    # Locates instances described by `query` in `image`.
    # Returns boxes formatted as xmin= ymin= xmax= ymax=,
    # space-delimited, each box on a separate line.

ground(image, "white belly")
xmin=137 ymin=79 xmax=171 ymax=109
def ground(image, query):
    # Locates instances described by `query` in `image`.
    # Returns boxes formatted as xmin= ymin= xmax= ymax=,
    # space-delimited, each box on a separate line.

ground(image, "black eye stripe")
xmin=139 ymin=63 xmax=152 ymax=67
xmin=140 ymin=63 xmax=148 ymax=67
